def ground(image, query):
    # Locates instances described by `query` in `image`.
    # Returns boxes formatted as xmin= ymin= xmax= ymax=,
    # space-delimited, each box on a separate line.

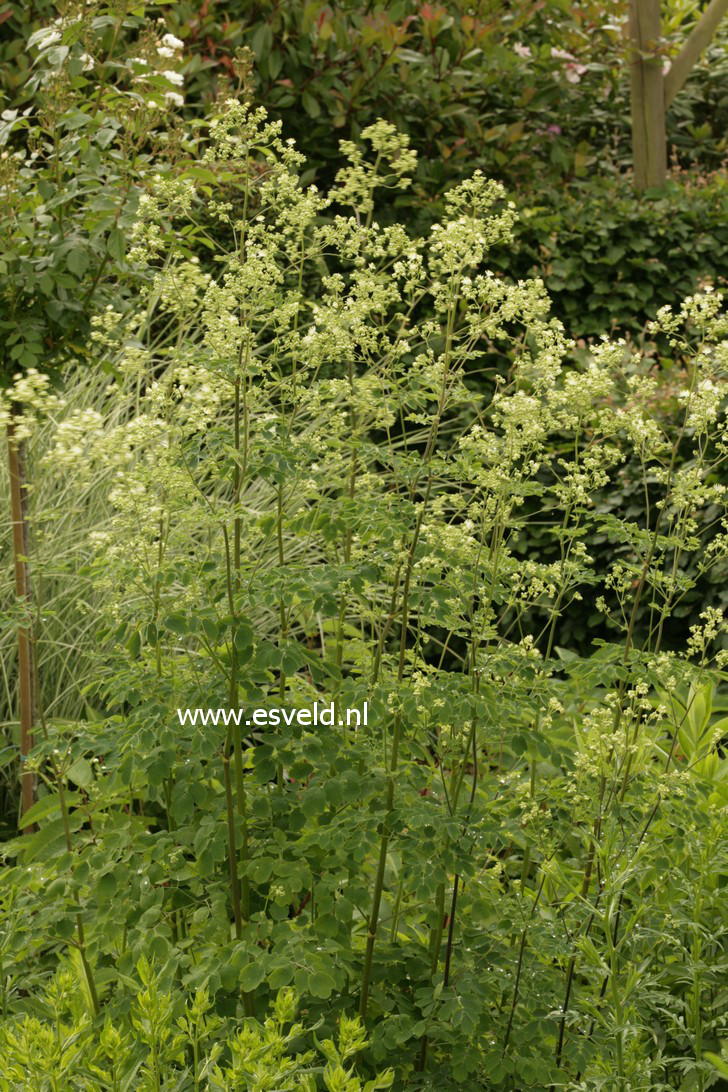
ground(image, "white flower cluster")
xmin=0 ymin=369 xmax=63 ymax=443
xmin=686 ymin=607 xmax=726 ymax=662
xmin=333 ymin=120 xmax=417 ymax=215
xmin=69 ymin=100 xmax=728 ymax=757
xmin=157 ymin=32 xmax=184 ymax=60
xmin=42 ymin=409 xmax=105 ymax=468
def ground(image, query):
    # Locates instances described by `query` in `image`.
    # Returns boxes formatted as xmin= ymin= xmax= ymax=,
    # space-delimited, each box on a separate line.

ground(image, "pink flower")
xmin=564 ymin=63 xmax=587 ymax=83
xmin=513 ymin=43 xmax=532 ymax=59
xmin=550 ymin=48 xmax=587 ymax=83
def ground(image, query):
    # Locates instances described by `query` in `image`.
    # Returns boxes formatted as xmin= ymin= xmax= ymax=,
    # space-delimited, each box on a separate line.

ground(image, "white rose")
xmin=161 ymin=33 xmax=184 ymax=51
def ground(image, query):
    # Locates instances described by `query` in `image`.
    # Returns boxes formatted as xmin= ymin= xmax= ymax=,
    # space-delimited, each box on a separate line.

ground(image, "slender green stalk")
xmin=362 ymin=275 xmax=461 ymax=1023
xmin=230 ymin=379 xmax=251 ymax=925
xmin=276 ymin=482 xmax=287 ymax=792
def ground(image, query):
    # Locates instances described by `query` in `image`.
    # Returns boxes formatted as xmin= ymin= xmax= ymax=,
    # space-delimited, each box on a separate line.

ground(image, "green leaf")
xmin=106 ymin=227 xmax=125 ymax=262
xmin=239 ymin=961 xmax=266 ymax=991
xmin=267 ymin=51 xmax=283 ymax=81
xmin=706 ymin=1053 xmax=728 ymax=1078
xmin=20 ymin=793 xmax=76 ymax=828
xmin=301 ymin=786 xmax=325 ymax=819
xmin=308 ymin=970 xmax=335 ymax=998
xmin=251 ymin=22 xmax=272 ymax=58
xmin=249 ymin=857 xmax=275 ymax=882
xmin=67 ymin=248 xmax=89 ymax=277
xmin=164 ymin=613 xmax=188 ymax=635
xmin=268 ymin=962 xmax=294 ymax=988
xmin=234 ymin=622 xmax=254 ymax=651
xmin=281 ymin=642 xmax=306 ymax=676
xmin=302 ymin=91 xmax=321 ymax=119
xmin=97 ymin=871 xmax=117 ymax=900
xmin=364 ymin=1071 xmax=394 ymax=1091
xmin=0 ymin=746 xmax=16 ymax=769
xmin=22 ymin=817 xmax=70 ymax=864
xmin=66 ymin=758 xmax=93 ymax=789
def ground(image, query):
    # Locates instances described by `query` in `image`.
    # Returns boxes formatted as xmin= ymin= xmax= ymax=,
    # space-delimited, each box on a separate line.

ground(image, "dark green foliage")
xmin=491 ymin=175 xmax=728 ymax=338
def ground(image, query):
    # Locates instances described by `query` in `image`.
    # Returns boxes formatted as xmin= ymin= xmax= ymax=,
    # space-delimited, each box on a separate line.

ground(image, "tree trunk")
xmin=629 ymin=0 xmax=667 ymax=191
xmin=7 ymin=406 xmax=35 ymax=830
xmin=664 ymin=0 xmax=728 ymax=106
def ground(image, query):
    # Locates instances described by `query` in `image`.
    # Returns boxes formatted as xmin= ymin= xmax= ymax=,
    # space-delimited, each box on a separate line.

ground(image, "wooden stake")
xmin=7 ymin=405 xmax=35 ymax=829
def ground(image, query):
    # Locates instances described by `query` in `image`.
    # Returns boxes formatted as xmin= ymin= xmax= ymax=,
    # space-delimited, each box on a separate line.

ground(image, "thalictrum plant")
xmin=1 ymin=93 xmax=728 ymax=1090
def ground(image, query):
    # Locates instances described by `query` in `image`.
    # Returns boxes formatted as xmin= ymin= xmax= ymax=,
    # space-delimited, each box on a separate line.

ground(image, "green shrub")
xmin=490 ymin=174 xmax=728 ymax=339
xmin=0 ymin=963 xmax=392 ymax=1090
xmin=4 ymin=0 xmax=728 ymax=196
xmin=3 ymin=0 xmax=624 ymax=193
